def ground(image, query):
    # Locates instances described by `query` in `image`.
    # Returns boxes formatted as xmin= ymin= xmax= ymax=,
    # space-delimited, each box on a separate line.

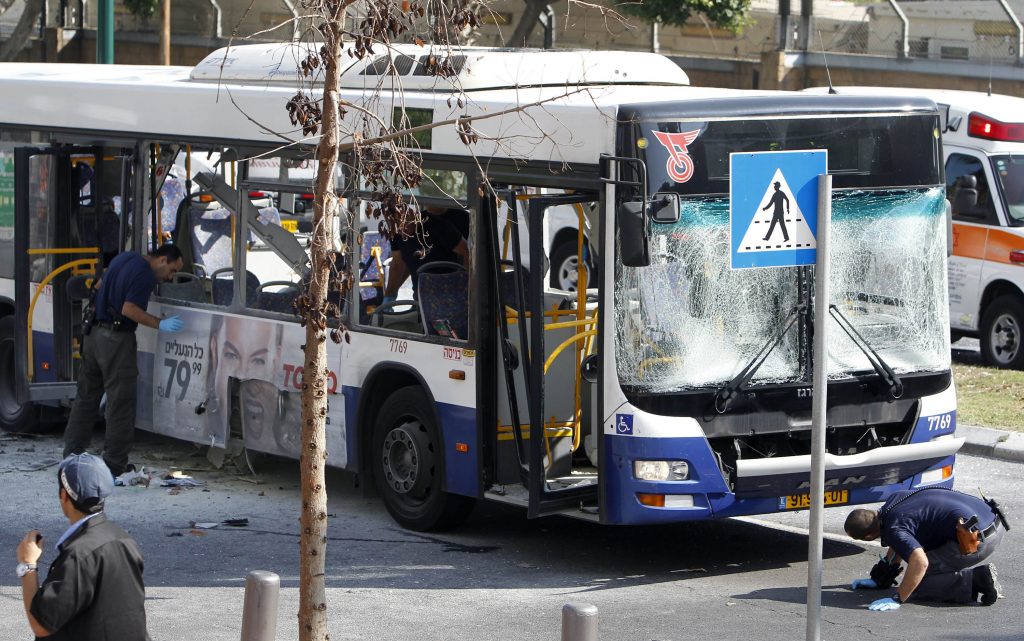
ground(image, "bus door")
xmin=487 ymin=188 xmax=600 ymax=518
xmin=13 ymin=146 xmax=132 ymax=406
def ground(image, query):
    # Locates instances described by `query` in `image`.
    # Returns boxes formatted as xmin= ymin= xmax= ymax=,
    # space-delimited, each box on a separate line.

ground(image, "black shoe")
xmin=973 ymin=564 xmax=1002 ymax=606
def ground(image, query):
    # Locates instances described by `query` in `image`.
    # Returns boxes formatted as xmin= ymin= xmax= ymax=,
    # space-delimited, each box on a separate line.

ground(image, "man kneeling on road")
xmin=845 ymin=487 xmax=1007 ymax=610
xmin=15 ymin=453 xmax=151 ymax=640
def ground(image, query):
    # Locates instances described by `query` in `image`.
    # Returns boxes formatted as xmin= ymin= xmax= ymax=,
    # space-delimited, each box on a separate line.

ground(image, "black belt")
xmin=95 ymin=321 xmax=132 ymax=332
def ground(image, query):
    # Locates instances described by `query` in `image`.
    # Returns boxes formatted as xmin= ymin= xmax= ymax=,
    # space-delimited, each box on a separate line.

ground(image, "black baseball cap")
xmin=59 ymin=453 xmax=114 ymax=504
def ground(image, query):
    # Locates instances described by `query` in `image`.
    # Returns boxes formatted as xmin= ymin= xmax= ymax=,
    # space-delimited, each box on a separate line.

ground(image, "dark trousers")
xmin=913 ymin=523 xmax=1004 ymax=603
xmin=63 ymin=326 xmax=139 ymax=475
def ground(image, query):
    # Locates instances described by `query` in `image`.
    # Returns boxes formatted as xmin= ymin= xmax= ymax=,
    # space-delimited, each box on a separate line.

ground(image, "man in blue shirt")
xmin=63 ymin=245 xmax=185 ymax=476
xmin=16 ymin=453 xmax=150 ymax=640
xmin=845 ymin=488 xmax=1006 ymax=610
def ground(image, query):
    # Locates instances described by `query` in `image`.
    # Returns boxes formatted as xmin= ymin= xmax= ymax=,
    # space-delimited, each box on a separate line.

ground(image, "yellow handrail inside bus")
xmin=27 ymin=248 xmax=99 ymax=256
xmin=638 ymin=357 xmax=680 ymax=378
xmin=544 ymin=330 xmax=597 ymax=376
xmin=26 ymin=252 xmax=100 ymax=382
xmin=358 ymin=245 xmax=386 ymax=289
xmin=573 ymin=201 xmax=587 ymax=327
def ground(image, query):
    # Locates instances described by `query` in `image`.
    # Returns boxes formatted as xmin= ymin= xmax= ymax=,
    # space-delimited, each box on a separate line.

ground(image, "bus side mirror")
xmin=618 ymin=201 xmax=650 ymax=267
xmin=650 ymin=193 xmax=680 ymax=224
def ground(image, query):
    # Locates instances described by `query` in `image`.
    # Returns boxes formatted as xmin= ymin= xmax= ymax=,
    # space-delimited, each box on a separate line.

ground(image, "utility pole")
xmin=96 ymin=0 xmax=113 ymax=63
xmin=160 ymin=0 xmax=171 ymax=65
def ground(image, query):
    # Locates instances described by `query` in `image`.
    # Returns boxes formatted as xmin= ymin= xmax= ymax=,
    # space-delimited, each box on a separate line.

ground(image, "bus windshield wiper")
xmin=715 ymin=304 xmax=805 ymax=414
xmin=828 ymin=305 xmax=904 ymax=399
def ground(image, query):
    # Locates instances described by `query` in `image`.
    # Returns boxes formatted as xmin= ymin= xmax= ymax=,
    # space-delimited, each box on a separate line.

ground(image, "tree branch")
xmin=0 ymin=0 xmax=44 ymax=62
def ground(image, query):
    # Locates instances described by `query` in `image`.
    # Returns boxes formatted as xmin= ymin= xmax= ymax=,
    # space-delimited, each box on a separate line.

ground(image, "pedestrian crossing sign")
xmin=730 ymin=150 xmax=827 ymax=269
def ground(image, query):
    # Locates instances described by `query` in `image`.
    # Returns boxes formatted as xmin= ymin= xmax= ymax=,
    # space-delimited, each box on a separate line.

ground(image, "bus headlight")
xmin=633 ymin=460 xmax=689 ymax=481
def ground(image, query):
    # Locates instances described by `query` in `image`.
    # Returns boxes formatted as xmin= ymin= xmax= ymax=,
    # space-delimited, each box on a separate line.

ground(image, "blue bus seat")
xmin=157 ymin=271 xmax=206 ymax=303
xmin=211 ymin=268 xmax=260 ymax=307
xmin=417 ymin=264 xmax=468 ymax=339
xmin=254 ymin=281 xmax=301 ymax=315
xmin=189 ymin=204 xmax=233 ymax=277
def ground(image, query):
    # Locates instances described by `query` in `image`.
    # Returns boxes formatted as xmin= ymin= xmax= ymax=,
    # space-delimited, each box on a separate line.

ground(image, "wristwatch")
xmin=15 ymin=562 xmax=37 ymax=578
xmin=892 ymin=592 xmax=903 ymax=604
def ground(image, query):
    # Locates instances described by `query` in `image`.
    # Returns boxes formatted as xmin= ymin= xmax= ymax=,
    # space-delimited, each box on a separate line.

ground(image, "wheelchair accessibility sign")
xmin=615 ymin=414 xmax=633 ymax=435
xmin=730 ymin=150 xmax=827 ymax=269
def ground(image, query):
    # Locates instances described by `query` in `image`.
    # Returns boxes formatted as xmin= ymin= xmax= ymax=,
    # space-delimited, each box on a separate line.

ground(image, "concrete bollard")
xmin=561 ymin=602 xmax=598 ymax=641
xmin=240 ymin=570 xmax=280 ymax=641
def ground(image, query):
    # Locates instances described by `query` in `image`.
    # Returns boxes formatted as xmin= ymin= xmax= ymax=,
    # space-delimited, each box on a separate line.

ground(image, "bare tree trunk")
xmin=508 ymin=0 xmax=549 ymax=47
xmin=298 ymin=10 xmax=345 ymax=641
xmin=0 ymin=0 xmax=44 ymax=61
xmin=160 ymin=0 xmax=170 ymax=65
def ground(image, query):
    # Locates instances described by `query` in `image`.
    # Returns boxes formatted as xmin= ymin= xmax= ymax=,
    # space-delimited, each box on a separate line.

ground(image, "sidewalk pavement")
xmin=959 ymin=424 xmax=1024 ymax=463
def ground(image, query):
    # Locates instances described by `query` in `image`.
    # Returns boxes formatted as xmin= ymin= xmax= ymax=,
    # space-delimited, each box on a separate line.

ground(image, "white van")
xmin=806 ymin=87 xmax=1024 ymax=369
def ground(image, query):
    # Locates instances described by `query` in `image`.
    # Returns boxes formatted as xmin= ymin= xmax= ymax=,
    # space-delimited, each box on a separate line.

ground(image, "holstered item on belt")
xmin=985 ymin=497 xmax=1011 ymax=532
xmin=82 ymin=305 xmax=96 ymax=336
xmin=955 ymin=515 xmax=981 ymax=554
xmin=869 ymin=558 xmax=903 ymax=588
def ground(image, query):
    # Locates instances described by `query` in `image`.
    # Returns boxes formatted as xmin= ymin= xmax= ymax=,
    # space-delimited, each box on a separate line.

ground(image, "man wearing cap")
xmin=15 ymin=453 xmax=150 ymax=640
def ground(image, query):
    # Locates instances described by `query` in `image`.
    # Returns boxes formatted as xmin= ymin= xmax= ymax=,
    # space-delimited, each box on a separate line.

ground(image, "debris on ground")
xmin=114 ymin=467 xmax=153 ymax=487
xmin=187 ymin=518 xmax=249 ymax=530
xmin=160 ymin=471 xmax=204 ymax=487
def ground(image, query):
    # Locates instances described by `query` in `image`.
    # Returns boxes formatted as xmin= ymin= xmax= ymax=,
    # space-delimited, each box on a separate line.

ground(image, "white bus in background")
xmin=0 ymin=45 xmax=962 ymax=531
xmin=806 ymin=86 xmax=1024 ymax=369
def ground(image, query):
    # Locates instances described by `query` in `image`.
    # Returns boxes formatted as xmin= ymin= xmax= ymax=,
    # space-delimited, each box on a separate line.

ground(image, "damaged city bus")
xmin=0 ymin=43 xmax=960 ymax=530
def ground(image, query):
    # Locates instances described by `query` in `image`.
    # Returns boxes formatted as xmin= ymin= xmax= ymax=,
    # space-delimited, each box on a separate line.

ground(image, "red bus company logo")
xmin=651 ymin=129 xmax=701 ymax=183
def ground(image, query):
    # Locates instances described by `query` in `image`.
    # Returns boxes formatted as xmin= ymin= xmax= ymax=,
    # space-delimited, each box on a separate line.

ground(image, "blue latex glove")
xmin=381 ymin=295 xmax=397 ymax=305
xmin=159 ymin=315 xmax=184 ymax=332
xmin=868 ymin=597 xmax=901 ymax=611
xmin=851 ymin=578 xmax=878 ymax=590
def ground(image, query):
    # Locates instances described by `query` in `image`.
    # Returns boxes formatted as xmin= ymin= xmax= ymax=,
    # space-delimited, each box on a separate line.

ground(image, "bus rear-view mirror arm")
xmin=650 ymin=192 xmax=680 ymax=224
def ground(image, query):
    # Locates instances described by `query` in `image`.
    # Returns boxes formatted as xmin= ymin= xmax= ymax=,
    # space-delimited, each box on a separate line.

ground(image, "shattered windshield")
xmin=615 ymin=187 xmax=950 ymax=393
xmin=992 ymin=154 xmax=1024 ymax=225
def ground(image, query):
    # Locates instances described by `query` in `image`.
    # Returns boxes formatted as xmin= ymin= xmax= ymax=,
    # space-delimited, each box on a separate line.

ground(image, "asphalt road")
xmin=0 ymin=430 xmax=1017 ymax=641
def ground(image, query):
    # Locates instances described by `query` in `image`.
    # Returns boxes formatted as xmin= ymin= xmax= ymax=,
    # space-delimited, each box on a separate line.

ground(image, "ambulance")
xmin=806 ymin=87 xmax=1024 ymax=369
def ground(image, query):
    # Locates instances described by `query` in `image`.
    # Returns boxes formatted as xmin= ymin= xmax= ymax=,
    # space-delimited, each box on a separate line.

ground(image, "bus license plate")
xmin=780 ymin=489 xmax=849 ymax=510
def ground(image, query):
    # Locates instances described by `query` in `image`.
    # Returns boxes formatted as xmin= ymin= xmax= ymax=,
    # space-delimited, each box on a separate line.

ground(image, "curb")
xmin=958 ymin=424 xmax=1024 ymax=463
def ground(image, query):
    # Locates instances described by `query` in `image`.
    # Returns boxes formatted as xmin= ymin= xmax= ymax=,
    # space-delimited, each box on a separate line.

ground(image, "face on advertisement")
xmin=207 ymin=316 xmax=282 ymax=435
xmin=242 ymin=379 xmax=279 ymax=445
